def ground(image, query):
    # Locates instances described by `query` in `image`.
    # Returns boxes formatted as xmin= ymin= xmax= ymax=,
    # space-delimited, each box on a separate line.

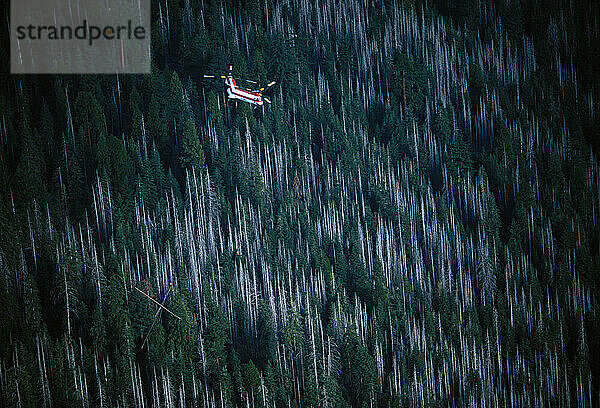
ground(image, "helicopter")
xmin=203 ymin=65 xmax=276 ymax=106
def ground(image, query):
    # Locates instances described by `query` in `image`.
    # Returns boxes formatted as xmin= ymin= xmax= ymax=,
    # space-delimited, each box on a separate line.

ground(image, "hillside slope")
xmin=0 ymin=0 xmax=599 ymax=406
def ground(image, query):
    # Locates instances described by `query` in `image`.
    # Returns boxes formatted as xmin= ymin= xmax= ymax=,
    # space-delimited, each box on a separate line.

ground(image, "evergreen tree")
xmin=341 ymin=326 xmax=376 ymax=407
xmin=180 ymin=117 xmax=205 ymax=173
xmin=14 ymin=122 xmax=47 ymax=207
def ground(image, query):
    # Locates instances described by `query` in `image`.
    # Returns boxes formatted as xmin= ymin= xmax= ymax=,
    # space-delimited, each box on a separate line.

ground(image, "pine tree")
xmin=14 ymin=122 xmax=47 ymax=208
xmin=204 ymin=301 xmax=231 ymax=391
xmin=341 ymin=325 xmax=376 ymax=407
xmin=180 ymin=117 xmax=205 ymax=173
xmin=242 ymin=360 xmax=261 ymax=399
xmin=256 ymin=301 xmax=277 ymax=369
xmin=148 ymin=95 xmax=171 ymax=166
xmin=169 ymin=71 xmax=187 ymax=130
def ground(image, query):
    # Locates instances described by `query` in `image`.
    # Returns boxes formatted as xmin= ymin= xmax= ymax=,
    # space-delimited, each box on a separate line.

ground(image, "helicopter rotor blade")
xmin=259 ymin=81 xmax=277 ymax=92
xmin=263 ymin=97 xmax=272 ymax=104
xmin=204 ymin=74 xmax=228 ymax=79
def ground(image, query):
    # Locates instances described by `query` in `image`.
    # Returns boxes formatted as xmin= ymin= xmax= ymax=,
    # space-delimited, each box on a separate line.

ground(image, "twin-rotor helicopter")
xmin=203 ymin=65 xmax=276 ymax=107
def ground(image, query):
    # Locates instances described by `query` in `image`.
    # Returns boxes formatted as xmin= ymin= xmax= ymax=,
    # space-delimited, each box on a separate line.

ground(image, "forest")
xmin=1 ymin=0 xmax=600 ymax=406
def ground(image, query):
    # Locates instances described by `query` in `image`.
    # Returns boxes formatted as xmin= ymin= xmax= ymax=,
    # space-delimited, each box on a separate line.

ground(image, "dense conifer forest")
xmin=1 ymin=0 xmax=600 ymax=406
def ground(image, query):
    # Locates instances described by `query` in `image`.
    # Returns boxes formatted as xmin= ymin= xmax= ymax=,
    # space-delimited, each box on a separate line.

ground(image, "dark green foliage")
xmin=341 ymin=326 xmax=377 ymax=407
xmin=0 ymin=0 xmax=599 ymax=406
xmin=14 ymin=122 xmax=48 ymax=207
xmin=180 ymin=117 xmax=205 ymax=173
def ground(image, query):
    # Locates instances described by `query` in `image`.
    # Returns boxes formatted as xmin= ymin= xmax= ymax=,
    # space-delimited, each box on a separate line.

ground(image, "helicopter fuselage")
xmin=225 ymin=76 xmax=264 ymax=106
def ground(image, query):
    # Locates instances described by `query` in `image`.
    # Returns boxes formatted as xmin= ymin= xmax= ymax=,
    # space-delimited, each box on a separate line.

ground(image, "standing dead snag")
xmin=402 ymin=70 xmax=407 ymax=116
